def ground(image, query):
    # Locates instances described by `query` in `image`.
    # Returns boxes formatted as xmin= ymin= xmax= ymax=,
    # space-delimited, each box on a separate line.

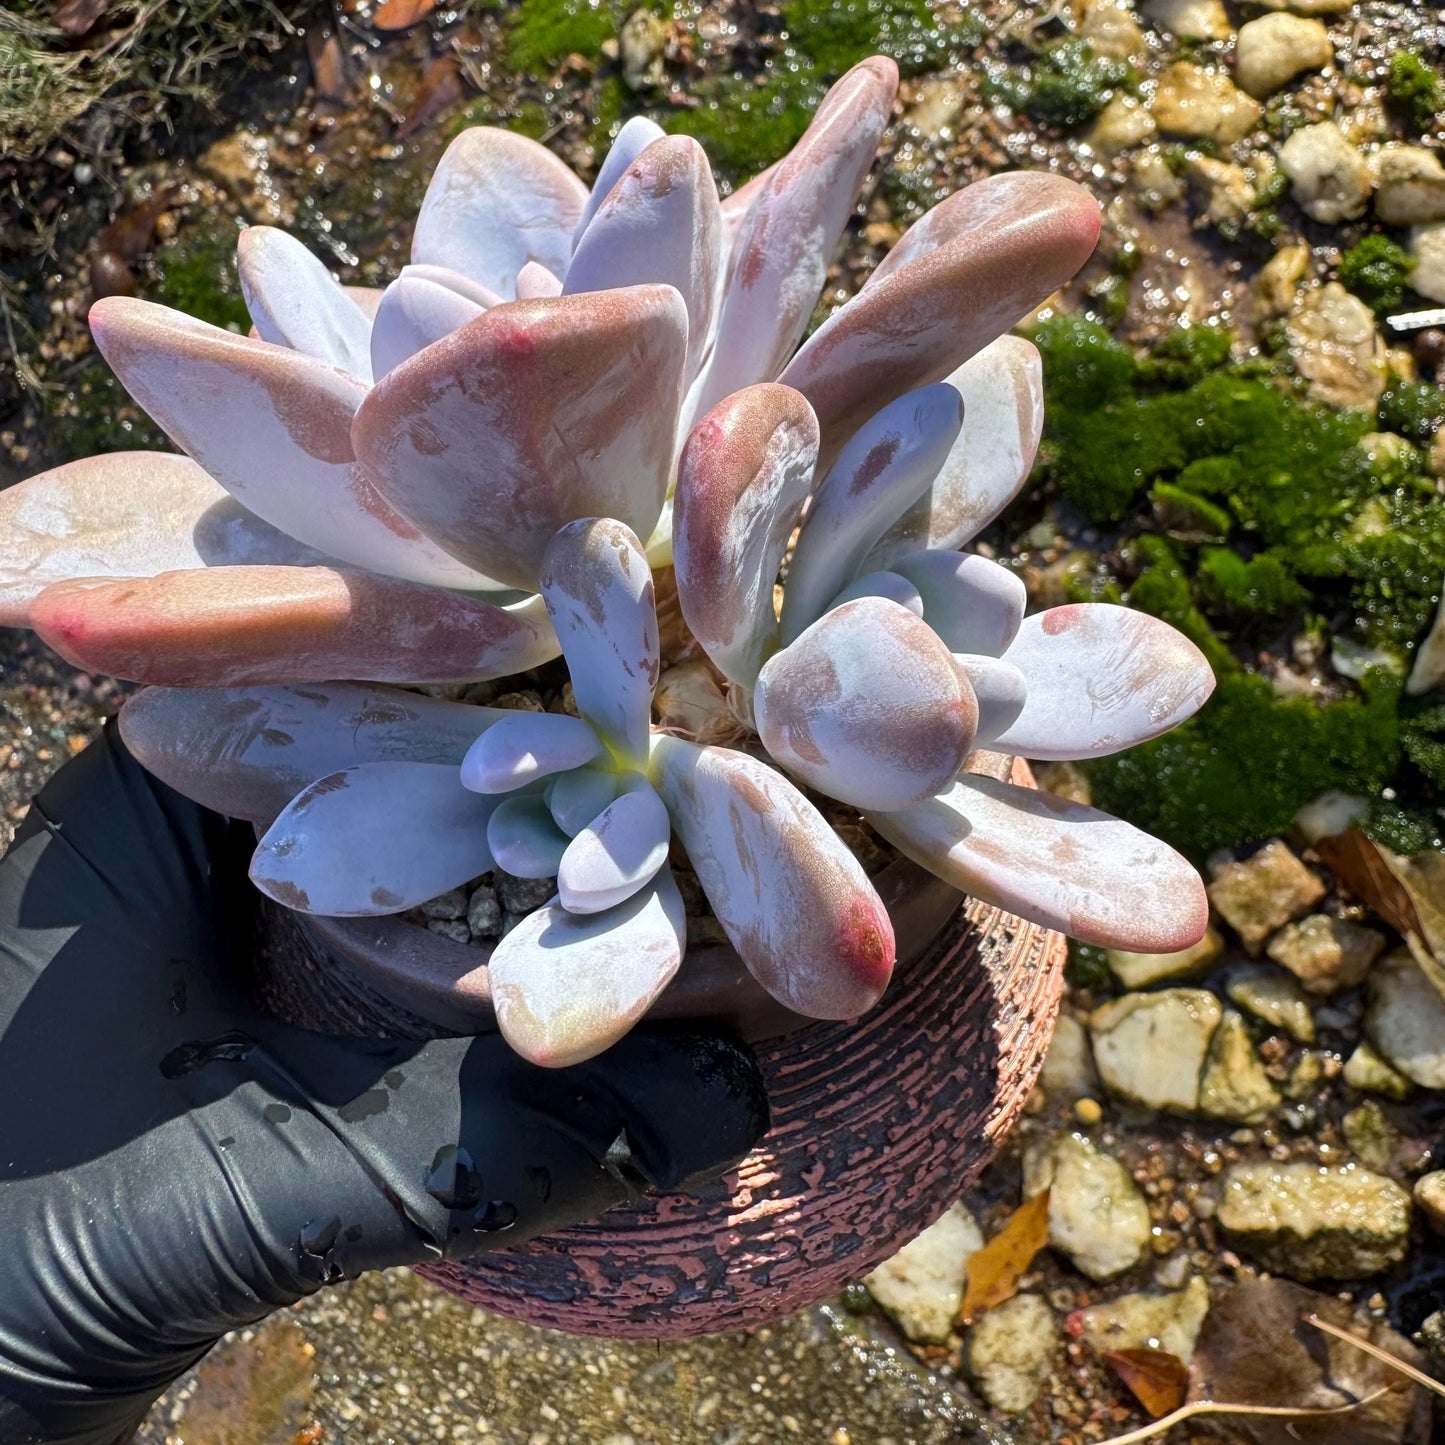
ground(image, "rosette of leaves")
xmin=672 ymin=369 xmax=1215 ymax=953
xmin=0 ymin=54 xmax=1099 ymax=687
xmin=236 ymin=517 xmax=894 ymax=1068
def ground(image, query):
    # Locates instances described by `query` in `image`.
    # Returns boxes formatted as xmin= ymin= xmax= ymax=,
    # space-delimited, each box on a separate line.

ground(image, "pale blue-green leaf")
xmin=891 ymin=549 xmax=1026 ymax=657
xmin=952 ymin=653 xmax=1028 ymax=745
xmin=369 ymin=271 xmax=486 ymax=379
xmin=250 ymin=761 xmax=495 ymax=916
xmin=829 ymin=570 xmax=923 ymax=615
xmin=487 ymin=794 xmax=570 ymax=879
xmin=460 ymin=711 xmax=604 ymax=793
xmin=573 ymin=115 xmax=667 ymax=245
xmin=547 ymin=766 xmax=621 ymax=837
xmin=557 ymin=779 xmax=671 ymax=914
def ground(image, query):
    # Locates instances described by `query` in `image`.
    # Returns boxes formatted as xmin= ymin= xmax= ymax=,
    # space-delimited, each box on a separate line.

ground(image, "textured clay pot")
xmin=253 ymin=751 xmax=1066 ymax=1340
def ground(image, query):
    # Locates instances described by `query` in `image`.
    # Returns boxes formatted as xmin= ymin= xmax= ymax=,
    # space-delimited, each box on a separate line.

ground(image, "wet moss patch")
xmin=151 ymin=210 xmax=249 ymax=331
xmin=1027 ymin=312 xmax=1445 ymax=858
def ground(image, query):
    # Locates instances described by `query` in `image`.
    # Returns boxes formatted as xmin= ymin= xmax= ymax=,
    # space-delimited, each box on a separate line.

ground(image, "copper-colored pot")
xmin=253 ymin=754 xmax=1066 ymax=1339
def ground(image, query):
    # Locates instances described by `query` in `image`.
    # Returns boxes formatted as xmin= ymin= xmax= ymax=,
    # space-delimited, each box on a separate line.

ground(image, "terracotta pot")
xmin=252 ymin=752 xmax=1067 ymax=1340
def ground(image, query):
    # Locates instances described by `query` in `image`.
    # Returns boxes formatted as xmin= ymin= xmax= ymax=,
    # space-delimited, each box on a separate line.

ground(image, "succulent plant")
xmin=0 ymin=52 xmax=1211 ymax=1068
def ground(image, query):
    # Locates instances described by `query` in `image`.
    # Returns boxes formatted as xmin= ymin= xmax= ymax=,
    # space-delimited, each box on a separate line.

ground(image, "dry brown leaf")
xmin=307 ymin=24 xmax=350 ymax=102
xmin=373 ymin=0 xmax=438 ymax=30
xmin=54 ymin=0 xmax=109 ymax=37
xmin=170 ymin=1316 xmax=317 ymax=1443
xmin=397 ymin=54 xmax=465 ymax=137
xmin=957 ymin=1187 xmax=1050 ymax=1324
xmin=1316 ymin=829 xmax=1445 ymax=1002
xmin=1103 ymin=1348 xmax=1189 ymax=1419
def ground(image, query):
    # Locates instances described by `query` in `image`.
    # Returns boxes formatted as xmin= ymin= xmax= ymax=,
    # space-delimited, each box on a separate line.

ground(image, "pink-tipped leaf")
xmin=88 ymin=297 xmax=497 ymax=589
xmin=673 ymin=383 xmax=819 ymax=686
xmin=0 ymin=452 xmax=324 ymax=627
xmin=574 ymin=115 xmax=667 ymax=244
xmin=488 ymin=869 xmax=686 ymax=1068
xmin=251 ymin=761 xmax=497 ymax=916
xmin=867 ymin=775 xmax=1210 ymax=953
xmin=30 ymin=566 xmax=557 ymax=686
xmin=779 ymin=172 xmax=1100 ymax=465
xmin=651 ymin=733 xmax=895 ymax=1018
xmin=756 ymin=597 xmax=977 ymax=811
xmin=694 ymin=56 xmax=898 ymax=416
xmin=995 ymin=604 xmax=1216 ymax=760
xmin=564 ymin=135 xmax=722 ymax=381
xmin=352 ymin=286 xmax=688 ymax=590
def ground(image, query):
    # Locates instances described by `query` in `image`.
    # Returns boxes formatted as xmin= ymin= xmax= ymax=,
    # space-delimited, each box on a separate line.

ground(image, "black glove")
xmin=0 ymin=723 xmax=768 ymax=1445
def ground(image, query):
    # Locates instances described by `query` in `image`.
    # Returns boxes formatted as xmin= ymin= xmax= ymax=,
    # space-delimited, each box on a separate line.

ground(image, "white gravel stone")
xmin=1293 ymin=790 xmax=1369 ymax=844
xmin=1142 ymin=0 xmax=1232 ymax=41
xmin=1151 ymin=63 xmax=1263 ymax=144
xmin=1373 ymin=145 xmax=1445 ymax=227
xmin=966 ymin=1294 xmax=1057 ymax=1414
xmin=1198 ymin=1010 xmax=1282 ymax=1123
xmin=1285 ymin=283 xmax=1388 ymax=411
xmin=1266 ymin=912 xmax=1387 ymax=995
xmin=1410 ymin=220 xmax=1445 ymax=305
xmin=1365 ymin=950 xmax=1445 ymax=1088
xmin=1106 ymin=925 xmax=1222 ymax=989
xmin=1226 ymin=965 xmax=1316 ymax=1043
xmin=1414 ymin=1172 xmax=1445 ymax=1235
xmin=1235 ymin=14 xmax=1333 ymax=99
xmin=1086 ymin=94 xmax=1157 ymax=158
xmin=1040 ymin=1013 xmax=1098 ymax=1102
xmin=1076 ymin=1277 xmax=1211 ymax=1363
xmin=1024 ymin=1131 xmax=1153 ymax=1281
xmin=1279 ymin=122 xmax=1374 ymax=224
xmin=1343 ymin=1040 xmax=1414 ymax=1100
xmin=1207 ymin=840 xmax=1325 ymax=952
xmin=1090 ymin=989 xmax=1222 ymax=1111
xmin=863 ymin=1203 xmax=983 ymax=1344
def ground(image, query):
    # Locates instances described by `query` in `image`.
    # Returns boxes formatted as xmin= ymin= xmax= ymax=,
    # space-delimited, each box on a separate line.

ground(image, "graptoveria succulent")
xmin=671 ymin=369 xmax=1216 ymax=955
xmin=0 ymin=49 xmax=1191 ymax=1072
xmin=243 ymin=517 xmax=895 ymax=1068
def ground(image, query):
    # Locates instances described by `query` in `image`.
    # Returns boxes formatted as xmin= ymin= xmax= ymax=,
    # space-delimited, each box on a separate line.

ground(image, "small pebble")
xmin=1073 ymin=1097 xmax=1104 ymax=1126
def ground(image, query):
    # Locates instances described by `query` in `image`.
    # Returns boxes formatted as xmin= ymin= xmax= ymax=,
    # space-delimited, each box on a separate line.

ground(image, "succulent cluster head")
xmin=1 ymin=56 xmax=1212 ymax=1066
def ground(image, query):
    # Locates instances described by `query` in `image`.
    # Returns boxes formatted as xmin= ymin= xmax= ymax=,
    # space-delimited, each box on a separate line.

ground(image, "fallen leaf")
xmin=1103 ymin=1348 xmax=1189 ymax=1419
xmin=55 ymin=0 xmax=108 ymax=36
xmin=307 ymin=24 xmax=350 ymax=102
xmin=97 ymin=184 xmax=175 ymax=264
xmin=373 ymin=0 xmax=437 ymax=30
xmin=170 ymin=1316 xmax=318 ymax=1444
xmin=396 ymin=54 xmax=464 ymax=138
xmin=957 ymin=1187 xmax=1050 ymax=1324
xmin=1304 ymin=1314 xmax=1445 ymax=1402
xmin=1316 ymin=829 xmax=1445 ymax=1002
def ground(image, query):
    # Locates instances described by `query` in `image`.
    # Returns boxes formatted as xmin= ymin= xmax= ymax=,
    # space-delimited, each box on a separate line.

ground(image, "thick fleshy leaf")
xmin=460 ymin=711 xmax=604 ymax=794
xmin=890 ymin=549 xmax=1027 ymax=657
xmin=756 ymin=597 xmax=976 ymax=811
xmin=694 ymin=57 xmax=897 ymax=417
xmin=564 ymin=136 xmax=722 ymax=382
xmin=717 ymin=159 xmax=780 ymax=257
xmin=547 ymin=766 xmax=622 ymax=836
xmin=673 ymin=383 xmax=819 ymax=686
xmin=353 ymin=286 xmax=688 ymax=590
xmin=410 ymin=126 xmax=588 ymax=298
xmin=995 ymin=604 xmax=1215 ymax=760
xmin=487 ymin=795 xmax=570 ymax=879
xmin=236 ymin=226 xmax=374 ymax=380
xmin=515 ymin=261 xmax=563 ymax=298
xmin=369 ymin=271 xmax=486 ymax=379
xmin=395 ymin=263 xmax=503 ymax=308
xmin=539 ymin=518 xmax=658 ymax=767
xmin=779 ymin=382 xmax=963 ymax=646
xmin=250 ymin=761 xmax=497 ymax=916
xmin=952 ymin=653 xmax=1028 ymax=744
xmin=779 ymin=172 xmax=1100 ymax=465
xmin=88 ymin=297 xmax=495 ymax=590
xmin=488 ymin=869 xmax=685 ymax=1068
xmin=868 ymin=337 xmax=1045 ymax=565
xmin=30 ymin=566 xmax=557 ymax=686
xmin=651 ymin=733 xmax=895 ymax=1018
xmin=0 ymin=452 xmax=325 ymax=627
xmin=829 ymin=570 xmax=923 ymax=615
xmin=118 ymin=681 xmax=499 ymax=824
xmin=557 ymin=779 xmax=670 ymax=914
xmin=575 ymin=115 xmax=667 ymax=244
xmin=867 ymin=775 xmax=1210 ymax=953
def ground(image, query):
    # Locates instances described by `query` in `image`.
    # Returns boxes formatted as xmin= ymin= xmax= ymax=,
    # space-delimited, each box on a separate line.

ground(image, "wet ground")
xmin=4 ymin=0 xmax=1445 ymax=1441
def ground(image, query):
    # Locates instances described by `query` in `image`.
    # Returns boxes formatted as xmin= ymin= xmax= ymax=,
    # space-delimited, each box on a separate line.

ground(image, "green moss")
xmin=1065 ymin=942 xmax=1112 ymax=990
xmin=1386 ymin=51 xmax=1442 ymax=133
xmin=506 ymin=0 xmax=628 ymax=75
xmin=1087 ymin=671 xmax=1402 ymax=860
xmin=151 ymin=211 xmax=249 ymax=331
xmin=1337 ymin=235 xmax=1417 ymax=315
xmin=780 ymin=0 xmax=965 ymax=78
xmin=1197 ymin=546 xmax=1308 ymax=622
xmin=665 ymin=76 xmax=816 ymax=179
xmin=1143 ymin=322 xmax=1233 ymax=386
xmin=1364 ymin=797 xmax=1440 ymax=855
xmin=984 ymin=40 xmax=1133 ymax=130
xmin=1379 ymin=381 xmax=1445 ymax=446
xmin=1150 ymin=481 xmax=1232 ymax=538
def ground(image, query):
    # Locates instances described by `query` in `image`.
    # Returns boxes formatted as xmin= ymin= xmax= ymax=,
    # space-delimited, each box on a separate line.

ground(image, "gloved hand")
xmin=0 ymin=723 xmax=769 ymax=1445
